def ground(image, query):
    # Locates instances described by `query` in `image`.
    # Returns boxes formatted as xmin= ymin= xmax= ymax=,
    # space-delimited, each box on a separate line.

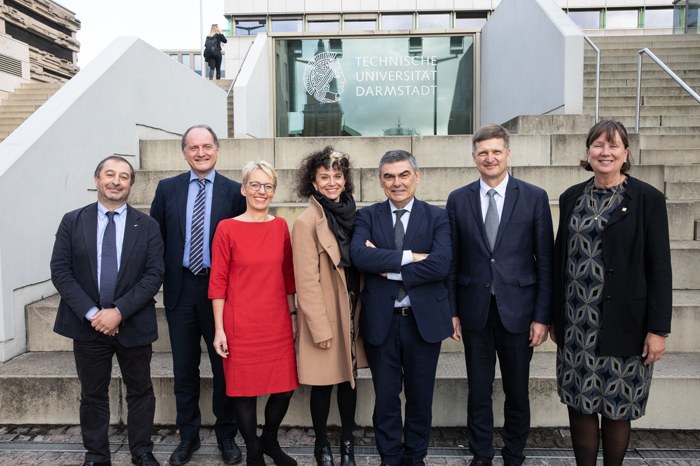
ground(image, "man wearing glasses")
xmin=150 ymin=125 xmax=246 ymax=465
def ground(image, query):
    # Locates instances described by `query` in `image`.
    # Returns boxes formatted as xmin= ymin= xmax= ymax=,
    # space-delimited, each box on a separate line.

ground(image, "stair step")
xmin=666 ymin=181 xmax=700 ymax=200
xmin=0 ymin=351 xmax=697 ymax=428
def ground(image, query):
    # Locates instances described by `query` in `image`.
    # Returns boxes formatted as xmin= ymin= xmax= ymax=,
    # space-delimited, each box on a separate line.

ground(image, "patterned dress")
xmin=556 ymin=179 xmax=653 ymax=420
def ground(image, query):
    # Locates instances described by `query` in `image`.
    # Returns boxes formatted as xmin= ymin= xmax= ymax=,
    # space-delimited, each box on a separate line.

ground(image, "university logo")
xmin=304 ymin=52 xmax=345 ymax=103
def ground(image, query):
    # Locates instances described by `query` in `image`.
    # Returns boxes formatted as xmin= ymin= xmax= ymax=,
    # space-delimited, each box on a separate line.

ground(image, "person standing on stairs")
xmin=204 ymin=23 xmax=227 ymax=80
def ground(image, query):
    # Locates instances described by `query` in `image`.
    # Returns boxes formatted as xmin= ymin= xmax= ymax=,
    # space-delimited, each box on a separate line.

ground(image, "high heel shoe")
xmin=246 ymin=438 xmax=265 ymax=466
xmin=340 ymin=439 xmax=355 ymax=466
xmin=260 ymin=429 xmax=297 ymax=466
xmin=314 ymin=441 xmax=334 ymax=466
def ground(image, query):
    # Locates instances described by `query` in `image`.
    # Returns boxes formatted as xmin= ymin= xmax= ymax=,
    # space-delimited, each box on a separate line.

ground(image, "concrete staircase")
xmin=2 ymin=34 xmax=700 ymax=429
xmin=0 ymin=82 xmax=62 ymax=142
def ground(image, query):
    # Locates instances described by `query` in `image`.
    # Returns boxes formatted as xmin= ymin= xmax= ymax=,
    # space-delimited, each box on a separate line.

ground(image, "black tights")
xmin=568 ymin=407 xmax=631 ymax=466
xmin=233 ymin=391 xmax=294 ymax=447
xmin=310 ymin=382 xmax=357 ymax=444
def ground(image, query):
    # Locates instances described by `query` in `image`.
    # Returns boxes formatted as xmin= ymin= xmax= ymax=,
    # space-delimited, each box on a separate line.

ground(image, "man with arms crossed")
xmin=351 ymin=150 xmax=459 ymax=466
xmin=52 ymin=156 xmax=164 ymax=466
xmin=150 ymin=125 xmax=246 ymax=465
xmin=446 ymin=125 xmax=553 ymax=466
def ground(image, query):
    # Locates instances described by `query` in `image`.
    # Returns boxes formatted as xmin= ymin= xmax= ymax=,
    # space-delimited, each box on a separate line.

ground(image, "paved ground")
xmin=0 ymin=425 xmax=699 ymax=465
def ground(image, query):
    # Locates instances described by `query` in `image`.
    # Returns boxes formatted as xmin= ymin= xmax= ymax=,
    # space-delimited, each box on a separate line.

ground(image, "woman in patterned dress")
xmin=551 ymin=120 xmax=672 ymax=466
xmin=291 ymin=147 xmax=366 ymax=466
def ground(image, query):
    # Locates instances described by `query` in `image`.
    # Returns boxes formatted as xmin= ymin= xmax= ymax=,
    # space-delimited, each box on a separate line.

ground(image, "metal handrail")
xmin=636 ymin=48 xmax=700 ymax=132
xmin=584 ymin=35 xmax=600 ymax=122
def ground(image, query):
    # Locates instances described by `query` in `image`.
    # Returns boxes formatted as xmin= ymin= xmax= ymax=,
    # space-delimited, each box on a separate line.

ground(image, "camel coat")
xmin=291 ymin=196 xmax=366 ymax=387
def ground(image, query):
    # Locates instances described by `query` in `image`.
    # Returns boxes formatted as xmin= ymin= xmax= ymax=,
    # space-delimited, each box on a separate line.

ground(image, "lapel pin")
xmin=622 ymin=208 xmax=627 ymax=213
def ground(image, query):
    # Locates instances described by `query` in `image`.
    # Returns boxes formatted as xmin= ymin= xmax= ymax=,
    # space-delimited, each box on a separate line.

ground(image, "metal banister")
xmin=636 ymin=48 xmax=700 ymax=132
xmin=584 ymin=36 xmax=600 ymax=122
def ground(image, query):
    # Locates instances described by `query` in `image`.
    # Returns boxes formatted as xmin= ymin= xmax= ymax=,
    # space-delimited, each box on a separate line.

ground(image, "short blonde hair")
xmin=241 ymin=160 xmax=277 ymax=186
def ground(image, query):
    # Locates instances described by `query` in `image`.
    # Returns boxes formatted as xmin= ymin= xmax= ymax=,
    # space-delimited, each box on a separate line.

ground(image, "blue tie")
xmin=189 ymin=179 xmax=207 ymax=275
xmin=100 ymin=211 xmax=118 ymax=309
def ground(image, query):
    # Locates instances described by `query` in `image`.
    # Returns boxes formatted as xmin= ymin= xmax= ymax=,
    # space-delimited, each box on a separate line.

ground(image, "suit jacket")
xmin=150 ymin=171 xmax=246 ymax=310
xmin=446 ymin=176 xmax=553 ymax=334
xmin=51 ymin=203 xmax=164 ymax=347
xmin=552 ymin=176 xmax=672 ymax=356
xmin=350 ymin=199 xmax=454 ymax=345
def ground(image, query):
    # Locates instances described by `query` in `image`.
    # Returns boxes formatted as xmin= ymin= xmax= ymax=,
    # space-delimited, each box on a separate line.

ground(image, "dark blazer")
xmin=51 ymin=203 xmax=164 ymax=347
xmin=149 ymin=171 xmax=245 ymax=310
xmin=552 ymin=176 xmax=672 ymax=356
xmin=446 ymin=176 xmax=553 ymax=334
xmin=350 ymin=199 xmax=454 ymax=345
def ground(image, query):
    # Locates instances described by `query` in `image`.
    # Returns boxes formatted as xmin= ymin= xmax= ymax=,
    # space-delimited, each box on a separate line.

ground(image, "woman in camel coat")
xmin=292 ymin=147 xmax=366 ymax=466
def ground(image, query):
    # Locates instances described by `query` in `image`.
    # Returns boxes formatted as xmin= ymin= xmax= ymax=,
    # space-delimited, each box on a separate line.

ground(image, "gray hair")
xmin=181 ymin=124 xmax=220 ymax=150
xmin=378 ymin=150 xmax=419 ymax=173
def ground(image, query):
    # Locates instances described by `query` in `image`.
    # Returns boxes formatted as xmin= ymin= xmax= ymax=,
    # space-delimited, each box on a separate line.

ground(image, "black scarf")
xmin=312 ymin=191 xmax=360 ymax=294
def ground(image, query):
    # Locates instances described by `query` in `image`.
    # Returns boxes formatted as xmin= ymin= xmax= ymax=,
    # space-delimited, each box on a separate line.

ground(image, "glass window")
xmin=381 ymin=14 xmax=413 ymax=30
xmin=418 ymin=13 xmax=450 ymax=29
xmin=170 ymin=54 xmax=179 ymax=62
xmin=307 ymin=20 xmax=340 ymax=32
xmin=455 ymin=12 xmax=487 ymax=29
xmin=182 ymin=55 xmax=191 ymax=69
xmin=644 ymin=8 xmax=674 ymax=28
xmin=194 ymin=55 xmax=202 ymax=76
xmin=344 ymin=19 xmax=376 ymax=31
xmin=274 ymin=35 xmax=475 ymax=137
xmin=568 ymin=10 xmax=600 ymax=29
xmin=605 ymin=9 xmax=639 ymax=29
xmin=235 ymin=19 xmax=266 ymax=35
xmin=271 ymin=18 xmax=303 ymax=33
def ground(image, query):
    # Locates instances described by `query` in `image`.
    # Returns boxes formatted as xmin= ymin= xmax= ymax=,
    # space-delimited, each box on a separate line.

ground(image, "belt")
xmin=393 ymin=306 xmax=413 ymax=316
xmin=183 ymin=267 xmax=210 ymax=277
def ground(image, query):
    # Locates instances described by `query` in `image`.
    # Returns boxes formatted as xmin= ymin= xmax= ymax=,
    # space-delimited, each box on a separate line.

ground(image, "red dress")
xmin=209 ymin=217 xmax=298 ymax=397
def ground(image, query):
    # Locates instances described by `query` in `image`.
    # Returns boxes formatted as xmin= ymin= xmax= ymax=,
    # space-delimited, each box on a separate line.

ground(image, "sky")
xmin=55 ymin=0 xmax=226 ymax=67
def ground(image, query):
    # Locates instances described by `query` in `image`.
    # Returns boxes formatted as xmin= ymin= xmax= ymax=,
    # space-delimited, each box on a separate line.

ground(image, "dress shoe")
xmin=339 ymin=439 xmax=355 ymax=466
xmin=82 ymin=462 xmax=111 ymax=466
xmin=469 ymin=459 xmax=492 ymax=466
xmin=131 ymin=452 xmax=160 ymax=466
xmin=260 ymin=430 xmax=297 ymax=466
xmin=169 ymin=437 xmax=201 ymax=465
xmin=314 ymin=440 xmax=334 ymax=466
xmin=218 ymin=437 xmax=243 ymax=464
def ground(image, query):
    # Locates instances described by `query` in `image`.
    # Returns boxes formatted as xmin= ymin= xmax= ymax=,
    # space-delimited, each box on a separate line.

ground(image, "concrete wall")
xmin=233 ymin=33 xmax=274 ymax=138
xmin=480 ymin=0 xmax=584 ymax=125
xmin=0 ymin=36 xmax=227 ymax=362
xmin=0 ymin=34 xmax=30 ymax=95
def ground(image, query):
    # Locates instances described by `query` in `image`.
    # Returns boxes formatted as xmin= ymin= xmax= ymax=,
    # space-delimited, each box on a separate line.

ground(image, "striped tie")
xmin=189 ymin=179 xmax=207 ymax=275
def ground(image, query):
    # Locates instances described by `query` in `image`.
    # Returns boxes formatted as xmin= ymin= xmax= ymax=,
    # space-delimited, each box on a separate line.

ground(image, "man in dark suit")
xmin=446 ymin=125 xmax=553 ymax=466
xmin=51 ymin=156 xmax=164 ymax=466
xmin=150 ymin=124 xmax=245 ymax=465
xmin=351 ymin=150 xmax=459 ymax=466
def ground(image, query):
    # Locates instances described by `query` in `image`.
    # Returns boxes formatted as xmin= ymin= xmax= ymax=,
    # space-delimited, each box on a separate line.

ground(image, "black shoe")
xmin=131 ymin=452 xmax=160 ymax=466
xmin=469 ymin=459 xmax=492 ymax=466
xmin=82 ymin=462 xmax=111 ymax=466
xmin=314 ymin=441 xmax=334 ymax=466
xmin=169 ymin=437 xmax=201 ymax=465
xmin=260 ymin=431 xmax=297 ymax=466
xmin=219 ymin=437 xmax=243 ymax=464
xmin=340 ymin=439 xmax=355 ymax=466
xmin=246 ymin=438 xmax=266 ymax=466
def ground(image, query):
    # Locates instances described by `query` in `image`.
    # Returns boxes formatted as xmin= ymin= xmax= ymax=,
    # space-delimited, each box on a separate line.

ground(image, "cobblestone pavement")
xmin=0 ymin=425 xmax=698 ymax=465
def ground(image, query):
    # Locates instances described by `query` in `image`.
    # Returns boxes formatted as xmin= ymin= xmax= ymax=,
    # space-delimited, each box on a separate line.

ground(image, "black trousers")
xmin=73 ymin=335 xmax=155 ymax=462
xmin=166 ymin=271 xmax=237 ymax=441
xmin=463 ymin=296 xmax=533 ymax=465
xmin=365 ymin=312 xmax=442 ymax=466
xmin=207 ymin=54 xmax=223 ymax=79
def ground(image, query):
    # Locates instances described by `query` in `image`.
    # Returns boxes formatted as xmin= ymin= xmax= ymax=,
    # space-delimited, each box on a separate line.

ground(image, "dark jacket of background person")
xmin=552 ymin=175 xmax=672 ymax=356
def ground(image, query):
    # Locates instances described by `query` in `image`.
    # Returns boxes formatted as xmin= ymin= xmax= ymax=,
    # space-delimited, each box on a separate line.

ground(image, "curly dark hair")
xmin=296 ymin=146 xmax=354 ymax=198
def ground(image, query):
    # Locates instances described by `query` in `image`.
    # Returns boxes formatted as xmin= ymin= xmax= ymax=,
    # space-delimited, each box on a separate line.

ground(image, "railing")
xmin=584 ymin=35 xmax=600 ymax=122
xmin=636 ymin=48 xmax=700 ymax=132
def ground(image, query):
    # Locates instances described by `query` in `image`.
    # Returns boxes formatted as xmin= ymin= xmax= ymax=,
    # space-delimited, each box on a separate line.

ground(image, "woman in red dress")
xmin=210 ymin=160 xmax=298 ymax=466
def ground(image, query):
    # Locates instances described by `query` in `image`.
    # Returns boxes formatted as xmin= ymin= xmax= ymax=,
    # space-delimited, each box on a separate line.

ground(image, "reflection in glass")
xmin=271 ymin=19 xmax=303 ymax=32
xmin=308 ymin=21 xmax=340 ymax=32
xmin=568 ymin=10 xmax=600 ymax=29
xmin=418 ymin=13 xmax=450 ymax=29
xmin=344 ymin=20 xmax=376 ymax=31
xmin=274 ymin=36 xmax=474 ymax=137
xmin=381 ymin=14 xmax=413 ymax=30
xmin=645 ymin=8 xmax=674 ymax=28
xmin=235 ymin=19 xmax=266 ymax=35
xmin=606 ymin=9 xmax=639 ymax=29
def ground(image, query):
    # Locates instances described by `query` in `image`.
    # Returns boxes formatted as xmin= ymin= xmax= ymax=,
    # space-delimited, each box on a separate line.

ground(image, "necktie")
xmin=485 ymin=189 xmax=499 ymax=251
xmin=189 ymin=179 xmax=207 ymax=275
xmin=100 ymin=211 xmax=118 ymax=309
xmin=394 ymin=209 xmax=407 ymax=301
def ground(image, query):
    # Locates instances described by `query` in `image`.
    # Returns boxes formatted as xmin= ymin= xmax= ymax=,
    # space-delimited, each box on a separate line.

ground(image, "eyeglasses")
xmin=247 ymin=181 xmax=276 ymax=193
